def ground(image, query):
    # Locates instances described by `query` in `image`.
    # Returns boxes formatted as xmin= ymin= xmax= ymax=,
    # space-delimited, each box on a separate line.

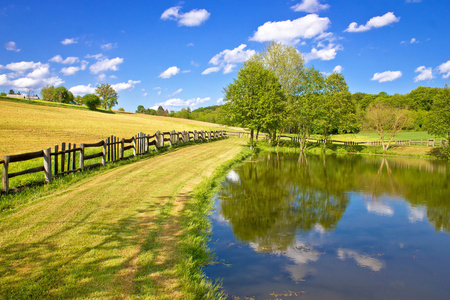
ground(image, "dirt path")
xmin=0 ymin=138 xmax=245 ymax=299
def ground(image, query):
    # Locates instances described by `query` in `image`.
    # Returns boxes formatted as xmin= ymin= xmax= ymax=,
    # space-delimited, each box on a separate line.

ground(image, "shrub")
xmin=82 ymin=94 xmax=101 ymax=110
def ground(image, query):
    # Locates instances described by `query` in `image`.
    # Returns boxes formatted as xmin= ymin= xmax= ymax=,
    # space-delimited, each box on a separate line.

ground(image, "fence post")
xmin=133 ymin=136 xmax=137 ymax=157
xmin=54 ymin=144 xmax=59 ymax=176
xmin=121 ymin=138 xmax=125 ymax=159
xmin=102 ymin=139 xmax=107 ymax=166
xmin=43 ymin=148 xmax=52 ymax=184
xmin=2 ymin=156 xmax=9 ymax=194
xmin=61 ymin=142 xmax=66 ymax=174
xmin=155 ymin=131 xmax=159 ymax=151
xmin=72 ymin=144 xmax=76 ymax=171
xmin=80 ymin=144 xmax=85 ymax=170
xmin=161 ymin=132 xmax=165 ymax=148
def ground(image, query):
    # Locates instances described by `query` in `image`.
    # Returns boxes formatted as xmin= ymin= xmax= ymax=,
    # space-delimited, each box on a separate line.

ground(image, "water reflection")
xmin=207 ymin=153 xmax=450 ymax=299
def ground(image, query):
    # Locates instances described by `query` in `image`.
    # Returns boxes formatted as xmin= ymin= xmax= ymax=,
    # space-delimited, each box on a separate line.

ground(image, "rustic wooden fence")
xmin=1 ymin=130 xmax=225 ymax=194
xmin=224 ymin=131 xmax=447 ymax=147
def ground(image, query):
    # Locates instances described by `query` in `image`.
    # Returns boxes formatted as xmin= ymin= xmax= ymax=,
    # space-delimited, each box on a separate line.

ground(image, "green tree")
xmin=82 ymin=94 xmax=101 ymax=110
xmin=52 ymin=86 xmax=70 ymax=103
xmin=95 ymin=84 xmax=118 ymax=110
xmin=223 ymin=60 xmax=286 ymax=149
xmin=363 ymin=101 xmax=411 ymax=151
xmin=136 ymin=105 xmax=146 ymax=113
xmin=41 ymin=85 xmax=55 ymax=101
xmin=156 ymin=106 xmax=165 ymax=116
xmin=252 ymin=42 xmax=306 ymax=137
xmin=313 ymin=73 xmax=357 ymax=150
xmin=426 ymin=88 xmax=450 ymax=157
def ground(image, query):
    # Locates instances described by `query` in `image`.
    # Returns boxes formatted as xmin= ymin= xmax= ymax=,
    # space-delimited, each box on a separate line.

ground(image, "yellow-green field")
xmin=0 ymin=99 xmax=239 ymax=158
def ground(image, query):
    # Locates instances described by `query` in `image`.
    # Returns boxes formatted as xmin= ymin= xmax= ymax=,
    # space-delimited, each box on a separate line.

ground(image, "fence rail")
xmin=2 ymin=130 xmax=225 ymax=194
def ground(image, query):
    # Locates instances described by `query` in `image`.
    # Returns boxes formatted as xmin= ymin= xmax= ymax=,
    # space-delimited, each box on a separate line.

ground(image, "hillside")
xmin=0 ymin=98 xmax=239 ymax=158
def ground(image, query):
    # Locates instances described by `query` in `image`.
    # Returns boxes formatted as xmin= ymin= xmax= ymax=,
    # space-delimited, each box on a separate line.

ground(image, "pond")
xmin=205 ymin=153 xmax=450 ymax=300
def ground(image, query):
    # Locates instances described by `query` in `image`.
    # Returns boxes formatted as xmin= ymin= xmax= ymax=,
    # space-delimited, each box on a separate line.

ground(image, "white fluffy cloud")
xmin=50 ymin=55 xmax=80 ymax=64
xmin=89 ymin=57 xmax=123 ymax=74
xmin=291 ymin=0 xmax=330 ymax=13
xmin=203 ymin=44 xmax=256 ymax=75
xmin=69 ymin=84 xmax=96 ymax=96
xmin=304 ymin=42 xmax=342 ymax=61
xmin=61 ymin=38 xmax=78 ymax=45
xmin=438 ymin=60 xmax=450 ymax=78
xmin=345 ymin=12 xmax=400 ymax=32
xmin=161 ymin=6 xmax=210 ymax=27
xmin=414 ymin=66 xmax=434 ymax=82
xmin=337 ymin=249 xmax=385 ymax=272
xmin=250 ymin=14 xmax=330 ymax=45
xmin=371 ymin=70 xmax=402 ymax=82
xmin=112 ymin=80 xmax=141 ymax=92
xmin=152 ymin=97 xmax=211 ymax=110
xmin=159 ymin=66 xmax=180 ymax=79
xmin=333 ymin=65 xmax=343 ymax=73
xmin=5 ymin=41 xmax=20 ymax=52
xmin=3 ymin=61 xmax=43 ymax=73
xmin=169 ymin=88 xmax=183 ymax=97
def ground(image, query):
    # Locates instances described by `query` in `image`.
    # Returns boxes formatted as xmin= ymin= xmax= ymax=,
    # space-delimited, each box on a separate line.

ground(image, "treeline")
xmin=41 ymin=84 xmax=119 ymax=110
xmin=136 ymin=104 xmax=225 ymax=124
xmin=136 ymin=43 xmax=449 ymax=154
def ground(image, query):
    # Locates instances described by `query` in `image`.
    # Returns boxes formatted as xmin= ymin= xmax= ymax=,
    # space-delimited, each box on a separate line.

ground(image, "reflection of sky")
xmin=366 ymin=200 xmax=394 ymax=216
xmin=408 ymin=204 xmax=426 ymax=223
xmin=337 ymin=248 xmax=385 ymax=272
xmin=226 ymin=169 xmax=240 ymax=183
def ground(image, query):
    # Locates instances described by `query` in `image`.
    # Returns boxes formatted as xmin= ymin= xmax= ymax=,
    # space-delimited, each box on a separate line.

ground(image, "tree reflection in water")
xmin=217 ymin=153 xmax=449 ymax=253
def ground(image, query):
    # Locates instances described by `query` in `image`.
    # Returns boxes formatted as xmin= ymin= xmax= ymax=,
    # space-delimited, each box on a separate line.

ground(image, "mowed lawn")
xmin=0 ymin=99 xmax=235 ymax=158
xmin=0 ymin=138 xmax=246 ymax=299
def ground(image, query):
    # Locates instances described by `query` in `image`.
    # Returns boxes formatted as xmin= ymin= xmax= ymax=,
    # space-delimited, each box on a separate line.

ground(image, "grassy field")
xmin=0 ymin=138 xmax=247 ymax=299
xmin=0 ymin=98 xmax=239 ymax=158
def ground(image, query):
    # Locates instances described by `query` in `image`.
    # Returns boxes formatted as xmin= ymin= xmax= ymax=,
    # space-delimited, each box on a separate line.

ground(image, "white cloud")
xmin=210 ymin=44 xmax=256 ymax=65
xmin=291 ymin=0 xmax=330 ymax=13
xmin=333 ymin=65 xmax=343 ymax=73
xmin=169 ymin=88 xmax=183 ymax=96
xmin=5 ymin=41 xmax=20 ymax=52
xmin=85 ymin=53 xmax=105 ymax=60
xmin=161 ymin=6 xmax=210 ymax=27
xmin=89 ymin=57 xmax=123 ymax=74
xmin=69 ymin=84 xmax=96 ymax=96
xmin=345 ymin=12 xmax=400 ymax=33
xmin=406 ymin=0 xmax=422 ymax=3
xmin=217 ymin=98 xmax=224 ymax=105
xmin=159 ymin=66 xmax=180 ymax=79
xmin=438 ymin=60 xmax=450 ymax=78
xmin=414 ymin=66 xmax=434 ymax=82
xmin=152 ymin=96 xmax=211 ymax=110
xmin=371 ymin=70 xmax=402 ymax=83
xmin=50 ymin=55 xmax=80 ymax=64
xmin=27 ymin=65 xmax=51 ymax=79
xmin=202 ymin=66 xmax=221 ymax=75
xmin=61 ymin=38 xmax=78 ymax=45
xmin=304 ymin=42 xmax=342 ymax=61
xmin=3 ymin=61 xmax=43 ymax=73
xmin=142 ymin=92 xmax=148 ymax=97
xmin=101 ymin=43 xmax=118 ymax=51
xmin=203 ymin=44 xmax=256 ymax=75
xmin=0 ymin=74 xmax=8 ymax=85
xmin=250 ymin=14 xmax=330 ymax=45
xmin=410 ymin=38 xmax=419 ymax=44
xmin=111 ymin=79 xmax=141 ymax=92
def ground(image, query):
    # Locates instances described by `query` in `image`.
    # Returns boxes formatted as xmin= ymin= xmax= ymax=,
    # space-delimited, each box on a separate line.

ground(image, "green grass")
xmin=0 ymin=138 xmax=247 ymax=299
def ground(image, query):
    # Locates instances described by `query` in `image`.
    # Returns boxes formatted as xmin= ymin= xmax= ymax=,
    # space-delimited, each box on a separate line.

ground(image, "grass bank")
xmin=0 ymin=138 xmax=247 ymax=299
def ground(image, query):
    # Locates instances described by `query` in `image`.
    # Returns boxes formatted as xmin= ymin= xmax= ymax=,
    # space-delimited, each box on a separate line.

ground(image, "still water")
xmin=205 ymin=153 xmax=450 ymax=300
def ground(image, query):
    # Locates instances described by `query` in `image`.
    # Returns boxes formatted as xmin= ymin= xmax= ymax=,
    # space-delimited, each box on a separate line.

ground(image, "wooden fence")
xmin=1 ymin=130 xmax=225 ymax=194
xmin=224 ymin=131 xmax=447 ymax=147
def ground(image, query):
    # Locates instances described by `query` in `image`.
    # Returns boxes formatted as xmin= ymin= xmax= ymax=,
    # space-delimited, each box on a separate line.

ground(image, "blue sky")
xmin=1 ymin=0 xmax=449 ymax=112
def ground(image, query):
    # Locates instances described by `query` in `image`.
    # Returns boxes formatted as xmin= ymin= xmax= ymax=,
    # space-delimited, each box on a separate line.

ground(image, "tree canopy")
xmin=223 ymin=60 xmax=286 ymax=148
xmin=95 ymin=84 xmax=118 ymax=110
